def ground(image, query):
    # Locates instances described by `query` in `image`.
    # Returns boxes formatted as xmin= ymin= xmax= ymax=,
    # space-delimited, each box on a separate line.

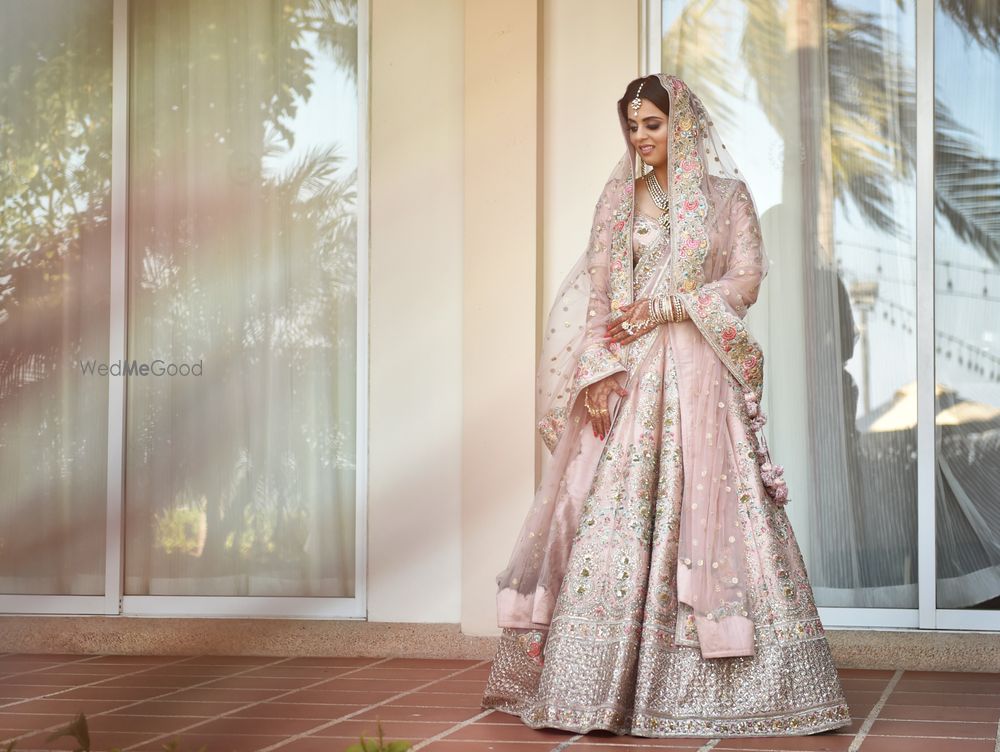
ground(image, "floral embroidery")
xmin=516 ymin=629 xmax=546 ymax=666
xmin=573 ymin=343 xmax=626 ymax=392
xmin=537 ymin=406 xmax=568 ymax=454
xmin=682 ymin=290 xmax=764 ymax=398
xmin=608 ymin=191 xmax=634 ymax=314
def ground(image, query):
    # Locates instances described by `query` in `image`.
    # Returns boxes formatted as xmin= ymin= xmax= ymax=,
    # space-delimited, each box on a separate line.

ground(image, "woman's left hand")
xmin=605 ymin=298 xmax=658 ymax=346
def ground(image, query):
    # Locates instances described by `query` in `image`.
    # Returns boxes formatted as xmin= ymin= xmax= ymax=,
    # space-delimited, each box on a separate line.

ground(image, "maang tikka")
xmin=630 ymin=81 xmax=645 ymax=117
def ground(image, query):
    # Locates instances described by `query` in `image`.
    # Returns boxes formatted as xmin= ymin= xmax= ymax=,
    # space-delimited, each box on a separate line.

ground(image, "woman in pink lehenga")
xmin=481 ymin=74 xmax=852 ymax=738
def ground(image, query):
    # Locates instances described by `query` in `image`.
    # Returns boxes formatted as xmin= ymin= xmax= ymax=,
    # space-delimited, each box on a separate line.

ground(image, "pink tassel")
xmin=742 ymin=390 xmax=790 ymax=506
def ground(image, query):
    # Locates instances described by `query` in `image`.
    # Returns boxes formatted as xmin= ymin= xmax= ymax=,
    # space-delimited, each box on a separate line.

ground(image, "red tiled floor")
xmin=879 ymin=703 xmax=1000 ymax=722
xmin=228 ymin=702 xmax=361 ymax=719
xmin=0 ymin=657 xmax=999 ymax=751
xmin=566 ymin=743 xmax=711 ymax=750
xmin=144 ymin=687 xmax=281 ymax=703
xmin=235 ymin=666 xmax=356 ymax=680
xmin=309 ymin=718 xmax=458 ymax=740
xmin=185 ymin=715 xmax=328 ymax=736
xmin=277 ymin=688 xmax=399 ymax=705
xmin=49 ymin=686 xmax=180 ymax=704
xmin=869 ymin=718 xmax=996 ymax=738
xmin=389 ymin=690 xmax=486 ymax=707
xmin=442 ymin=720 xmax=577 ymax=742
xmin=713 ymin=735 xmax=855 ymax=750
xmin=573 ymin=739 xmax=705 ymax=749
xmin=856 ymin=739 xmax=996 ymax=752
xmin=130 ymin=733 xmax=288 ymax=751
xmin=106 ymin=699 xmax=248 ymax=716
xmin=16 ymin=730 xmax=158 ymax=751
xmin=352 ymin=704 xmax=484 ymax=723
xmin=379 ymin=659 xmax=481 ymax=670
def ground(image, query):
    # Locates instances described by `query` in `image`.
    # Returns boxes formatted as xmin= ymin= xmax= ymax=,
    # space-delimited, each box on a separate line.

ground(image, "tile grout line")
xmin=0 ymin=655 xmax=304 ymax=747
xmin=119 ymin=657 xmax=400 ymax=751
xmin=847 ymin=667 xmax=903 ymax=752
xmin=0 ymin=653 xmax=149 ymax=686
xmin=407 ymin=708 xmax=496 ymax=751
xmin=0 ymin=655 xmax=197 ymax=713
xmin=549 ymin=733 xmax=584 ymax=751
xmin=255 ymin=660 xmax=493 ymax=752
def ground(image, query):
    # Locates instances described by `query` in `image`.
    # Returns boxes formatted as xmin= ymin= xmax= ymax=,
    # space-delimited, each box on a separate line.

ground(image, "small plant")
xmin=20 ymin=713 xmax=205 ymax=752
xmin=344 ymin=721 xmax=413 ymax=752
xmin=45 ymin=713 xmax=90 ymax=752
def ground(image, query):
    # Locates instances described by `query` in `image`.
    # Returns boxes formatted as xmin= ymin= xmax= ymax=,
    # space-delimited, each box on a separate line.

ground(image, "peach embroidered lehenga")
xmin=481 ymin=74 xmax=852 ymax=738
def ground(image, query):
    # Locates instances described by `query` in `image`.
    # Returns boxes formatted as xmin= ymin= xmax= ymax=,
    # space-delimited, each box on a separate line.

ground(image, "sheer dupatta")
xmin=497 ymin=75 xmax=777 ymax=658
xmin=495 ymin=155 xmax=633 ymax=629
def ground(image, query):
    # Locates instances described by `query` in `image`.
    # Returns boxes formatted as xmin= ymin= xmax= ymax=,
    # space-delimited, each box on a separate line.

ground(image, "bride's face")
xmin=627 ymin=98 xmax=669 ymax=168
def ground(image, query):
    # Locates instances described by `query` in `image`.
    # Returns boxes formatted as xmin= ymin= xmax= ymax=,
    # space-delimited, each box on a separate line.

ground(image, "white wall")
xmin=367 ymin=0 xmax=640 ymax=633
xmin=368 ymin=0 xmax=464 ymax=623
xmin=541 ymin=0 xmax=640 ymax=314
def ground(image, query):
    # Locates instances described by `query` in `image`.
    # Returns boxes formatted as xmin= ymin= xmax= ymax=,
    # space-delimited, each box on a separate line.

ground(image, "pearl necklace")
xmin=642 ymin=171 xmax=671 ymax=230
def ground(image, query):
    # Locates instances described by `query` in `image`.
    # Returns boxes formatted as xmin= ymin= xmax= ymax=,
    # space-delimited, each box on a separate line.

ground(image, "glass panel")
xmin=0 ymin=0 xmax=113 ymax=595
xmin=124 ymin=0 xmax=359 ymax=597
xmin=934 ymin=0 xmax=1000 ymax=610
xmin=662 ymin=0 xmax=919 ymax=607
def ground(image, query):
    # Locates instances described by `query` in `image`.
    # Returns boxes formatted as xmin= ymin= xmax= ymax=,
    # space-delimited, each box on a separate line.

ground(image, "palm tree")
xmin=664 ymin=0 xmax=1000 ymax=262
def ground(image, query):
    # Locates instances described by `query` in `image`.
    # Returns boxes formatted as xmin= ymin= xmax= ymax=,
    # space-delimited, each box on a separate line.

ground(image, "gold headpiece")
xmin=630 ymin=81 xmax=645 ymax=117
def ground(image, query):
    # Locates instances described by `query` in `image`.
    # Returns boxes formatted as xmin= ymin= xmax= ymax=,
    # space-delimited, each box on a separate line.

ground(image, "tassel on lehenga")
xmin=742 ymin=390 xmax=789 ymax=505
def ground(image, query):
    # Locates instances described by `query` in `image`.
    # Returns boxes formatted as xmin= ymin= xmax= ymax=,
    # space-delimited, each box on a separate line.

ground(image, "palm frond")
xmin=935 ymin=107 xmax=1000 ymax=262
xmin=937 ymin=0 xmax=1000 ymax=53
xmin=268 ymin=143 xmax=347 ymax=203
xmin=662 ymin=0 xmax=739 ymax=128
xmin=740 ymin=0 xmax=787 ymax=126
xmin=308 ymin=0 xmax=358 ymax=82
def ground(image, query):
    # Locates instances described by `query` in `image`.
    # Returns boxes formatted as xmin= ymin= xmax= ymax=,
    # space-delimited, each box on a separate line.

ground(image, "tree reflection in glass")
xmin=124 ymin=0 xmax=359 ymax=597
xmin=0 ymin=1 xmax=113 ymax=596
xmin=662 ymin=0 xmax=1000 ymax=609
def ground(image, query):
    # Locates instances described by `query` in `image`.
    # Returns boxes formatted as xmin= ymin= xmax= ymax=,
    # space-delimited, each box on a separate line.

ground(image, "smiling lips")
xmin=639 ymin=145 xmax=655 ymax=153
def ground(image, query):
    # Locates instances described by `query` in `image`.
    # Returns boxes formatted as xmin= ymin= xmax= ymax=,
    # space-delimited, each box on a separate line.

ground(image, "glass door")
xmin=0 ymin=0 xmax=114 ymax=613
xmin=0 ymin=0 xmax=368 ymax=618
xmin=933 ymin=0 xmax=1000 ymax=630
xmin=655 ymin=0 xmax=1000 ymax=630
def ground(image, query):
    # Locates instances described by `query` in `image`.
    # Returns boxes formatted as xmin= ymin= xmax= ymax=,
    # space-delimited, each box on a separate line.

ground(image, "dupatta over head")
xmin=497 ymin=74 xmax=781 ymax=658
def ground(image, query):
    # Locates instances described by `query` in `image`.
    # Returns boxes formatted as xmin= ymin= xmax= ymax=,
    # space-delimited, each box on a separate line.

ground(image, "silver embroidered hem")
xmin=482 ymin=627 xmax=852 ymax=738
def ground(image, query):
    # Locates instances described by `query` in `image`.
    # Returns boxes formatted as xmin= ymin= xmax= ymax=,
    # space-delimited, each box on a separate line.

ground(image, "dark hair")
xmin=617 ymin=75 xmax=670 ymax=122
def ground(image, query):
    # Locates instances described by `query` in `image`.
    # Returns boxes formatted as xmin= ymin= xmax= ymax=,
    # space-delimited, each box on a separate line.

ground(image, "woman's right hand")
xmin=583 ymin=373 xmax=627 ymax=440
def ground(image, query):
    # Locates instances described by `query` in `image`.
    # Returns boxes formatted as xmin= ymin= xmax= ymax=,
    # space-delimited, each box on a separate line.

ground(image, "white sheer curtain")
xmin=933 ymin=0 xmax=1000 ymax=610
xmin=662 ymin=0 xmax=921 ymax=608
xmin=663 ymin=0 xmax=1000 ymax=611
xmin=0 ymin=1 xmax=113 ymax=596
xmin=123 ymin=0 xmax=359 ymax=597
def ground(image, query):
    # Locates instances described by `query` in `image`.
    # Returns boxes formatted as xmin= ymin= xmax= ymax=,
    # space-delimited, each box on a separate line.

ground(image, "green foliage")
xmin=343 ymin=720 xmax=413 ymax=752
xmin=44 ymin=712 xmax=89 ymax=752
xmin=153 ymin=494 xmax=208 ymax=556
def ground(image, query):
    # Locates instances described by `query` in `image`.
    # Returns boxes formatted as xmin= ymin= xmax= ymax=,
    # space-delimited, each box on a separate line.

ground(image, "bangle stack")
xmin=651 ymin=294 xmax=685 ymax=323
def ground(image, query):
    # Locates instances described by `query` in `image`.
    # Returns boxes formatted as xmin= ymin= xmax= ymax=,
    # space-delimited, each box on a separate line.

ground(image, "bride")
xmin=481 ymin=74 xmax=852 ymax=738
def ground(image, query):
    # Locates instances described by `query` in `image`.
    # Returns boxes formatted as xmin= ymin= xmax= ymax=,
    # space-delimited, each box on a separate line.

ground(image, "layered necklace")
xmin=641 ymin=170 xmax=671 ymax=229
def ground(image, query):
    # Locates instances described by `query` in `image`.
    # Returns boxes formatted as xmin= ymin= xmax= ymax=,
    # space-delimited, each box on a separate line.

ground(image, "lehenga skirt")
xmin=481 ymin=323 xmax=852 ymax=737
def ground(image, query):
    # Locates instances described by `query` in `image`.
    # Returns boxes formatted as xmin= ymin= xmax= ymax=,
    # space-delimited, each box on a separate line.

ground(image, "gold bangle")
xmin=671 ymin=295 xmax=683 ymax=322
